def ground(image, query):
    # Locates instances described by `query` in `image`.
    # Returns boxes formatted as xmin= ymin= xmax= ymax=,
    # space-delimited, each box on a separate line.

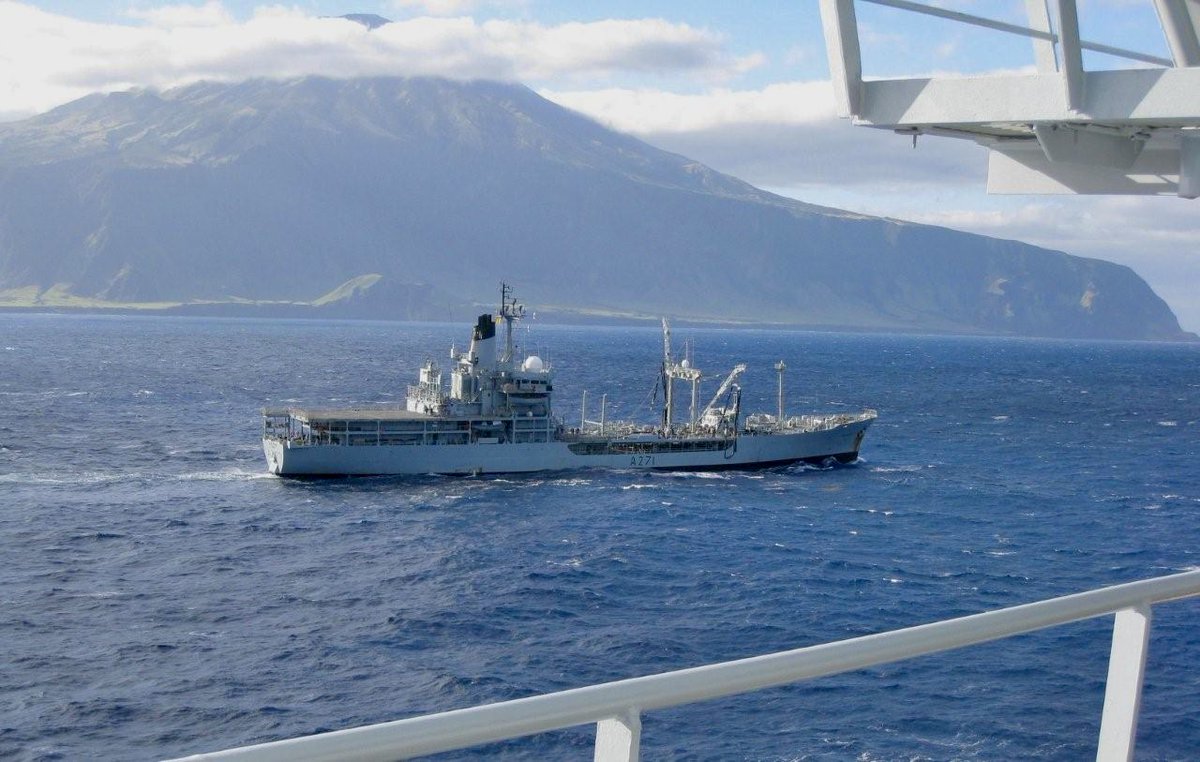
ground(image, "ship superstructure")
xmin=262 ymin=285 xmax=875 ymax=476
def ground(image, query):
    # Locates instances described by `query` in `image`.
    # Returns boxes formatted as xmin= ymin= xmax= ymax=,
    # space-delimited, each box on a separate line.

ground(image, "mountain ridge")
xmin=0 ymin=75 xmax=1191 ymax=340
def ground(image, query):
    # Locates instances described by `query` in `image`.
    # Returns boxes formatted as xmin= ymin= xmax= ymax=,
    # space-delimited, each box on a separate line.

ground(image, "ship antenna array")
xmin=660 ymin=318 xmax=702 ymax=431
xmin=775 ymin=360 xmax=786 ymax=423
xmin=499 ymin=282 xmax=526 ymax=365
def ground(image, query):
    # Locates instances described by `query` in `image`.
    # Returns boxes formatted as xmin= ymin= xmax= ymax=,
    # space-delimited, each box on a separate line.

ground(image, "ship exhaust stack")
xmin=470 ymin=314 xmax=498 ymax=370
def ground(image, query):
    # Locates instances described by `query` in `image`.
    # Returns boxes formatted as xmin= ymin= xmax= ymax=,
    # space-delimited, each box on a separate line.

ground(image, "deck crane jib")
xmin=699 ymin=363 xmax=746 ymax=433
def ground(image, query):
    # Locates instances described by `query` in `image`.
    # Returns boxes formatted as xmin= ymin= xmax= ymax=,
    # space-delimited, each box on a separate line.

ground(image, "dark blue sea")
xmin=1 ymin=314 xmax=1198 ymax=761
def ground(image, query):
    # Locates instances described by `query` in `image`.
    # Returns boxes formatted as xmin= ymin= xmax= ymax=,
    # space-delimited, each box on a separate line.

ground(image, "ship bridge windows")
xmin=501 ymin=379 xmax=552 ymax=396
xmin=268 ymin=412 xmax=558 ymax=447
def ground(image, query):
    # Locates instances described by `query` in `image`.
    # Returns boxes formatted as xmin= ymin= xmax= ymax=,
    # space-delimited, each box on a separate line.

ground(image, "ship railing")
xmin=564 ymin=420 xmax=652 ymax=439
xmin=744 ymin=408 xmax=877 ymax=434
xmin=169 ymin=569 xmax=1200 ymax=762
xmin=406 ymin=385 xmax=443 ymax=405
xmin=261 ymin=409 xmax=295 ymax=440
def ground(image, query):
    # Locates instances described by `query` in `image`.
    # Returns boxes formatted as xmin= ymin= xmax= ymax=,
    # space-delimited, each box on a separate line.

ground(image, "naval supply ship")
xmin=262 ymin=285 xmax=876 ymax=476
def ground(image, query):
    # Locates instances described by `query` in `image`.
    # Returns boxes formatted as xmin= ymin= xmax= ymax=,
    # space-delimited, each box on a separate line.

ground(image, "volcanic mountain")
xmin=0 ymin=76 xmax=1189 ymax=339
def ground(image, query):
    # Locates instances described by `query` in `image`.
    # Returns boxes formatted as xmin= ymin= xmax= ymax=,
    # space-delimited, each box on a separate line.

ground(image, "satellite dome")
xmin=681 ymin=358 xmax=691 ymax=369
xmin=523 ymin=355 xmax=545 ymax=372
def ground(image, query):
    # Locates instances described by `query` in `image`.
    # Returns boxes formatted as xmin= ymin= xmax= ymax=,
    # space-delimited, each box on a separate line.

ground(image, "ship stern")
xmin=263 ymin=437 xmax=285 ymax=475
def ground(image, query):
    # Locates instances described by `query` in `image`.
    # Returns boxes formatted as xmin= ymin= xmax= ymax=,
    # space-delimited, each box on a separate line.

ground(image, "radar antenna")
xmin=775 ymin=360 xmax=787 ymax=422
xmin=498 ymin=282 xmax=526 ymax=365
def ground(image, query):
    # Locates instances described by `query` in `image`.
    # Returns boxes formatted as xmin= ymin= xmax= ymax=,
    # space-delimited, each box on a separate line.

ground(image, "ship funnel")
xmin=470 ymin=313 xmax=497 ymax=369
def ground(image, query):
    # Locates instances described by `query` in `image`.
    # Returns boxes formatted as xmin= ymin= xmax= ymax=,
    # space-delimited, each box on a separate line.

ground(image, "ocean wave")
xmin=176 ymin=469 xmax=275 ymax=482
xmin=0 ymin=471 xmax=132 ymax=486
xmin=166 ymin=448 xmax=224 ymax=460
xmin=0 ymin=389 xmax=88 ymax=399
xmin=0 ymin=466 xmax=272 ymax=485
xmin=551 ymin=477 xmax=593 ymax=486
xmin=871 ymin=465 xmax=925 ymax=473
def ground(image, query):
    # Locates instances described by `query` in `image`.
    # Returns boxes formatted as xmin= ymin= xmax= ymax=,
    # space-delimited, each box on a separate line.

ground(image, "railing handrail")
xmin=170 ymin=569 xmax=1200 ymax=761
xmin=857 ymin=0 xmax=1173 ymax=66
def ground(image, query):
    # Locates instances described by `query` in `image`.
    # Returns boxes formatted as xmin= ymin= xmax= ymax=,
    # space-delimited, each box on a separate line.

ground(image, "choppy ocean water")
xmin=1 ymin=313 xmax=1197 ymax=761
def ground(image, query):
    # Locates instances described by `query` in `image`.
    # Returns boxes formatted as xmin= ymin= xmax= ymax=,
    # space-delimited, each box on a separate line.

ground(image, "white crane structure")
xmin=819 ymin=0 xmax=1200 ymax=197
xmin=698 ymin=363 xmax=746 ymax=431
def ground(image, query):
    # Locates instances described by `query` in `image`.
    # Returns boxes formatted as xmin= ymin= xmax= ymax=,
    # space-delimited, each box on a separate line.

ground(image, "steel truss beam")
xmin=820 ymin=0 xmax=1200 ymax=197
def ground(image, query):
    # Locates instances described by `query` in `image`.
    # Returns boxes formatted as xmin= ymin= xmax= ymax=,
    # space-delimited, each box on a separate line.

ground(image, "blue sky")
xmin=2 ymin=1 xmax=1197 ymax=330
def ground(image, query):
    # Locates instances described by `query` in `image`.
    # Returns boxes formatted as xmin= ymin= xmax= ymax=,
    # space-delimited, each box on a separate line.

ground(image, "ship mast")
xmin=661 ymin=319 xmax=672 ymax=428
xmin=775 ymin=360 xmax=786 ymax=423
xmin=498 ymin=282 xmax=525 ymax=366
xmin=660 ymin=318 xmax=701 ymax=431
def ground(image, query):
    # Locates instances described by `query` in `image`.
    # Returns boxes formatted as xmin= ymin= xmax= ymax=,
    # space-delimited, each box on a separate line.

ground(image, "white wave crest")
xmin=176 ymin=469 xmax=274 ymax=482
xmin=0 ymin=471 xmax=131 ymax=485
xmin=552 ymin=478 xmax=593 ymax=486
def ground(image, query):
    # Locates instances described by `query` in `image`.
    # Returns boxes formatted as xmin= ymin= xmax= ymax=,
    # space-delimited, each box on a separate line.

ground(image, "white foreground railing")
xmin=170 ymin=570 xmax=1200 ymax=762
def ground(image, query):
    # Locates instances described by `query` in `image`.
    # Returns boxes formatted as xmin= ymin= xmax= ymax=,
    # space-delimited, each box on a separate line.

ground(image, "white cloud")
xmin=540 ymin=82 xmax=987 ymax=188
xmin=934 ymin=39 xmax=959 ymax=59
xmin=542 ymin=81 xmax=836 ymax=133
xmin=783 ymin=44 xmax=819 ymax=67
xmin=390 ymin=0 xmax=529 ymax=17
xmin=483 ymin=19 xmax=760 ymax=82
xmin=125 ymin=1 xmax=234 ymax=27
xmin=0 ymin=2 xmax=759 ymax=118
xmin=392 ymin=0 xmax=479 ymax=15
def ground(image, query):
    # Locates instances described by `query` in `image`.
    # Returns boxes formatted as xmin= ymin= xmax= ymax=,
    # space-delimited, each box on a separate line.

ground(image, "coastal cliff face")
xmin=0 ymin=76 xmax=1190 ymax=340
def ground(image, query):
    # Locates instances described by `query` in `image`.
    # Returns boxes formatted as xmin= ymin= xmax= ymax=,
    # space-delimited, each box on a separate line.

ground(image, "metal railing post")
xmin=1096 ymin=604 xmax=1153 ymax=762
xmin=594 ymin=710 xmax=641 ymax=762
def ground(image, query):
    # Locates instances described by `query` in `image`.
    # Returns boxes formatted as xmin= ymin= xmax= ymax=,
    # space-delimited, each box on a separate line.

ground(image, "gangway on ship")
xmin=819 ymin=0 xmax=1200 ymax=197
xmin=169 ymin=570 xmax=1200 ymax=762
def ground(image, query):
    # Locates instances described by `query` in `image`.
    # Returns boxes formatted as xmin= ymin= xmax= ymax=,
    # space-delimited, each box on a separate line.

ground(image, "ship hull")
xmin=263 ymin=417 xmax=873 ymax=477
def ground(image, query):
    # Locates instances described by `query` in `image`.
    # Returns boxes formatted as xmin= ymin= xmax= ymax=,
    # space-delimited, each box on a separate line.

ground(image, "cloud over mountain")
xmin=0 ymin=3 xmax=757 ymax=119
